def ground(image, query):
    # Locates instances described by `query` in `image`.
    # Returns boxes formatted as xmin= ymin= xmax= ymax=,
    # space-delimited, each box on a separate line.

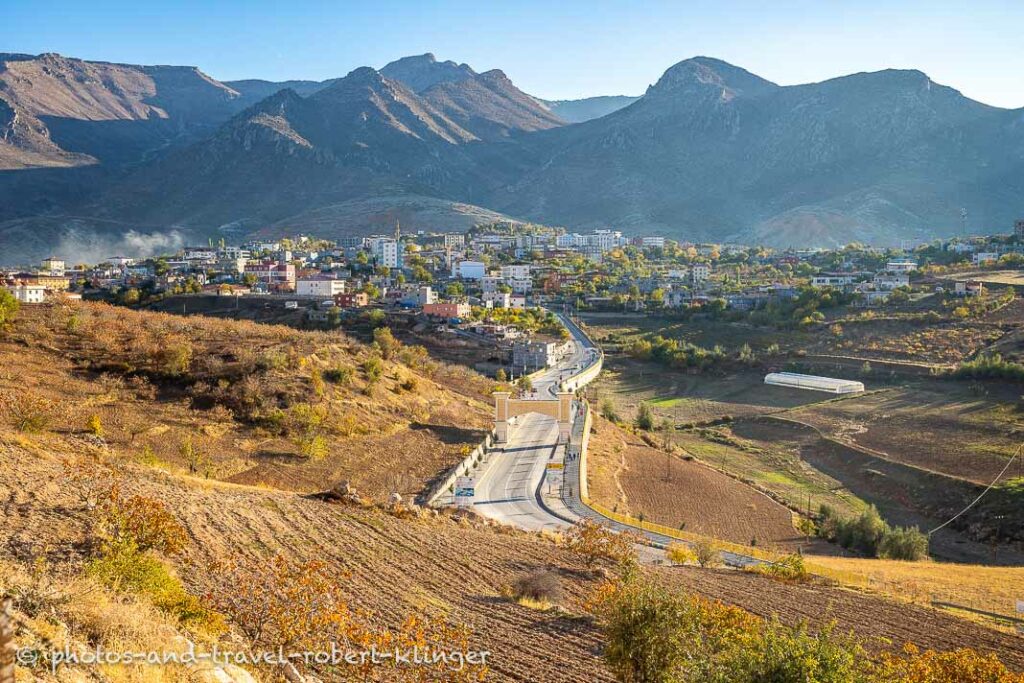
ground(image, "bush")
xmin=565 ymin=519 xmax=637 ymax=568
xmin=324 ymin=365 xmax=354 ymax=384
xmin=509 ymin=570 xmax=564 ymax=606
xmin=600 ymin=397 xmax=620 ymax=423
xmin=86 ymin=413 xmax=104 ymax=437
xmin=1 ymin=390 xmax=56 ymax=433
xmin=372 ymin=326 xmax=401 ymax=359
xmin=878 ymin=526 xmax=929 ymax=561
xmin=635 ymin=402 xmax=655 ymax=431
xmin=666 ymin=542 xmax=696 ymax=565
xmin=363 ymin=356 xmax=384 ymax=383
xmin=86 ymin=541 xmax=221 ymax=631
xmin=99 ymin=486 xmax=188 ymax=555
xmin=819 ymin=505 xmax=929 ymax=560
xmin=0 ymin=288 xmax=20 ymax=326
xmin=751 ymin=554 xmax=809 ymax=583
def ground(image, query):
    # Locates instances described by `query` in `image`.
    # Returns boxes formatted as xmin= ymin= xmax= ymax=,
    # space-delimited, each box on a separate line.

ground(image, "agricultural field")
xmin=802 ymin=556 xmax=1024 ymax=626
xmin=0 ymin=302 xmax=493 ymax=500
xmin=4 ymin=392 xmax=1024 ymax=680
xmin=787 ymin=381 xmax=1024 ymax=485
xmin=658 ymin=566 xmax=1024 ymax=670
xmin=584 ymin=415 xmax=825 ymax=552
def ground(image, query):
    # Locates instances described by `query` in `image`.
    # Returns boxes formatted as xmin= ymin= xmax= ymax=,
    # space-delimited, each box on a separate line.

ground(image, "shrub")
xmin=635 ymin=402 xmax=655 ymax=431
xmin=86 ymin=541 xmax=220 ymax=631
xmin=871 ymin=643 xmax=1024 ymax=683
xmin=363 ymin=356 xmax=384 ymax=383
xmin=877 ymin=526 xmax=929 ymax=561
xmin=666 ymin=542 xmax=696 ymax=565
xmin=1 ymin=390 xmax=56 ymax=433
xmin=819 ymin=505 xmax=929 ymax=560
xmin=600 ymin=397 xmax=620 ymax=423
xmin=509 ymin=570 xmax=564 ymax=606
xmin=99 ymin=486 xmax=188 ymax=555
xmin=372 ymin=326 xmax=401 ymax=360
xmin=324 ymin=365 xmax=354 ymax=384
xmin=751 ymin=554 xmax=809 ymax=583
xmin=0 ymin=288 xmax=20 ymax=326
xmin=399 ymin=376 xmax=419 ymax=393
xmin=86 ymin=413 xmax=104 ymax=438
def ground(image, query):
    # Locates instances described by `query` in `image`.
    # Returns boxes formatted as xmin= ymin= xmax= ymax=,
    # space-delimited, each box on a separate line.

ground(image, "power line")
xmin=928 ymin=443 xmax=1021 ymax=537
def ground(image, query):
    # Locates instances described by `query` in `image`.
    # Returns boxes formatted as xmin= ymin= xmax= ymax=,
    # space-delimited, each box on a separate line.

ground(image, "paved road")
xmin=472 ymin=413 xmax=565 ymax=531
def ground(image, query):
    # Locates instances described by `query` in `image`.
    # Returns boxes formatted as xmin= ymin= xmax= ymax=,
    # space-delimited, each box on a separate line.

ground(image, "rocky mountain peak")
xmin=647 ymin=56 xmax=778 ymax=100
xmin=380 ymin=53 xmax=476 ymax=93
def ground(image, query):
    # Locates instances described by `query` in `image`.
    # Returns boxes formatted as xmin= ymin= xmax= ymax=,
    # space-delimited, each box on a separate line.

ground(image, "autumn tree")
xmin=565 ymin=519 xmax=636 ymax=568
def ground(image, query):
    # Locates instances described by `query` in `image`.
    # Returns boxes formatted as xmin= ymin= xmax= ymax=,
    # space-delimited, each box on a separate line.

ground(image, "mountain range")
xmin=1 ymin=50 xmax=1022 ymax=264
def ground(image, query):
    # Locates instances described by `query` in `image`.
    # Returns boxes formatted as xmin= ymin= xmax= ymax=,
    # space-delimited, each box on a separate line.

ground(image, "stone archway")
xmin=493 ymin=391 xmax=574 ymax=444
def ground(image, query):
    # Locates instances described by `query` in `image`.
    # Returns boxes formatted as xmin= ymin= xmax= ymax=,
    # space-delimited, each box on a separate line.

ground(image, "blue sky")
xmin=4 ymin=0 xmax=1024 ymax=107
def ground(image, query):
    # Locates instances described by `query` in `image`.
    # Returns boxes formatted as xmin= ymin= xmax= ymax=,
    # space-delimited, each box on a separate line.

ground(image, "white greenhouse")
xmin=764 ymin=372 xmax=864 ymax=394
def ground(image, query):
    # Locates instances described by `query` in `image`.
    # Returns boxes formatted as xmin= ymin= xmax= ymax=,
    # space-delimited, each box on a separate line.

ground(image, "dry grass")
xmin=805 ymin=555 xmax=1024 ymax=623
xmin=0 ymin=302 xmax=493 ymax=499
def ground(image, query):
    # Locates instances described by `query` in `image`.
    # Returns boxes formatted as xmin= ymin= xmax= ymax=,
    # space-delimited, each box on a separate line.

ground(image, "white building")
xmin=811 ymin=274 xmax=854 ymax=287
xmin=5 ymin=283 xmax=46 ymax=303
xmin=481 ymin=275 xmax=502 ymax=293
xmin=443 ymin=233 xmax=465 ymax=249
xmin=885 ymin=259 xmax=917 ymax=273
xmin=451 ymin=260 xmax=486 ymax=281
xmin=366 ymin=237 xmax=401 ymax=269
xmin=296 ymin=276 xmax=346 ymax=298
xmin=973 ymin=252 xmax=999 ymax=265
xmin=500 ymin=264 xmax=531 ymax=282
xmin=415 ymin=286 xmax=437 ymax=306
xmin=691 ymin=263 xmax=711 ymax=283
xmin=40 ymin=257 xmax=66 ymax=276
xmin=873 ymin=272 xmax=910 ymax=290
xmin=482 ymin=291 xmax=511 ymax=308
xmin=640 ymin=236 xmax=666 ymax=249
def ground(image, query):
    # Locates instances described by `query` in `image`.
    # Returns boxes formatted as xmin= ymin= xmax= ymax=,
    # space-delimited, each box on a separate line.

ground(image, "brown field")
xmin=787 ymin=381 xmax=1024 ymax=486
xmin=4 ymin=418 xmax=1024 ymax=679
xmin=585 ymin=416 xmax=820 ymax=551
xmin=0 ymin=302 xmax=493 ymax=499
xmin=730 ymin=417 xmax=1024 ymax=565
xmin=657 ymin=567 xmax=1024 ymax=670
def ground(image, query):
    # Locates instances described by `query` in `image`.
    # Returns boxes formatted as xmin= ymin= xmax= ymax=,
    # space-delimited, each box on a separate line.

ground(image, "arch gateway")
xmin=492 ymin=391 xmax=575 ymax=444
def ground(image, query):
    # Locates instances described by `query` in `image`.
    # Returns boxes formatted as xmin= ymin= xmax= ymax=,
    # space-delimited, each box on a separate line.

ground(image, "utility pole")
xmin=1 ymin=596 xmax=14 ymax=683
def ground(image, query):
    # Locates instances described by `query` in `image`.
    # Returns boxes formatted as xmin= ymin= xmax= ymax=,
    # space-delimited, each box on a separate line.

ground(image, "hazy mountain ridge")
xmin=1 ymin=51 xmax=1023 ymax=263
xmin=541 ymin=95 xmax=639 ymax=123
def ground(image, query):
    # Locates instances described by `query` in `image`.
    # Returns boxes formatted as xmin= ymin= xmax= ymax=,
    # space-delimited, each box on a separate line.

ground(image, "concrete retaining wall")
xmin=423 ymin=431 xmax=495 ymax=507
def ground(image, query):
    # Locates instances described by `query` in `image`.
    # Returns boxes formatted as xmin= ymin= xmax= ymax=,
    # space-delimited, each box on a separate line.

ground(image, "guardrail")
xmin=584 ymin=501 xmax=869 ymax=587
xmin=423 ymin=431 xmax=496 ymax=507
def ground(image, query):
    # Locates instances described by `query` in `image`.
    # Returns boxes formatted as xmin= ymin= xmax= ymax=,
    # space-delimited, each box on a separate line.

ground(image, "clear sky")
xmin=5 ymin=0 xmax=1024 ymax=108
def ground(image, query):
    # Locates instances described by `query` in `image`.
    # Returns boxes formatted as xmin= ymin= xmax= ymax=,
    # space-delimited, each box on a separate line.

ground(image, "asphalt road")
xmin=472 ymin=412 xmax=564 ymax=531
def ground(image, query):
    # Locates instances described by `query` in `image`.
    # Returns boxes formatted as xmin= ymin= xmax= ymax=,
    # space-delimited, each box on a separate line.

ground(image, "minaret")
xmin=395 ymin=218 xmax=401 ymax=242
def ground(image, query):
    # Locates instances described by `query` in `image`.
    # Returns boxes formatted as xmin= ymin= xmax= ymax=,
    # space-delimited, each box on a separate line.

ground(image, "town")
xmin=4 ymin=219 xmax=1024 ymax=376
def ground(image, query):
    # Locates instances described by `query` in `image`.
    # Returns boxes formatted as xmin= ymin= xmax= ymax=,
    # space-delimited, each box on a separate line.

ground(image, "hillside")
xmin=0 ymin=301 xmax=492 ymax=498
xmin=382 ymin=54 xmax=564 ymax=140
xmin=0 ymin=52 xmax=241 ymax=168
xmin=1 ymin=303 xmax=1023 ymax=680
xmin=492 ymin=57 xmax=1024 ymax=246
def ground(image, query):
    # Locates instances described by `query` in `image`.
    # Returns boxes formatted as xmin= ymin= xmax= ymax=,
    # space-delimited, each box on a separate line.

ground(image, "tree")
xmin=0 ymin=288 xmax=22 ymax=327
xmin=518 ymin=375 xmax=533 ymax=393
xmin=495 ymin=368 xmax=507 ymax=382
xmin=564 ymin=519 xmax=636 ymax=568
xmin=372 ymin=326 xmax=400 ymax=360
xmin=635 ymin=402 xmax=654 ymax=431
